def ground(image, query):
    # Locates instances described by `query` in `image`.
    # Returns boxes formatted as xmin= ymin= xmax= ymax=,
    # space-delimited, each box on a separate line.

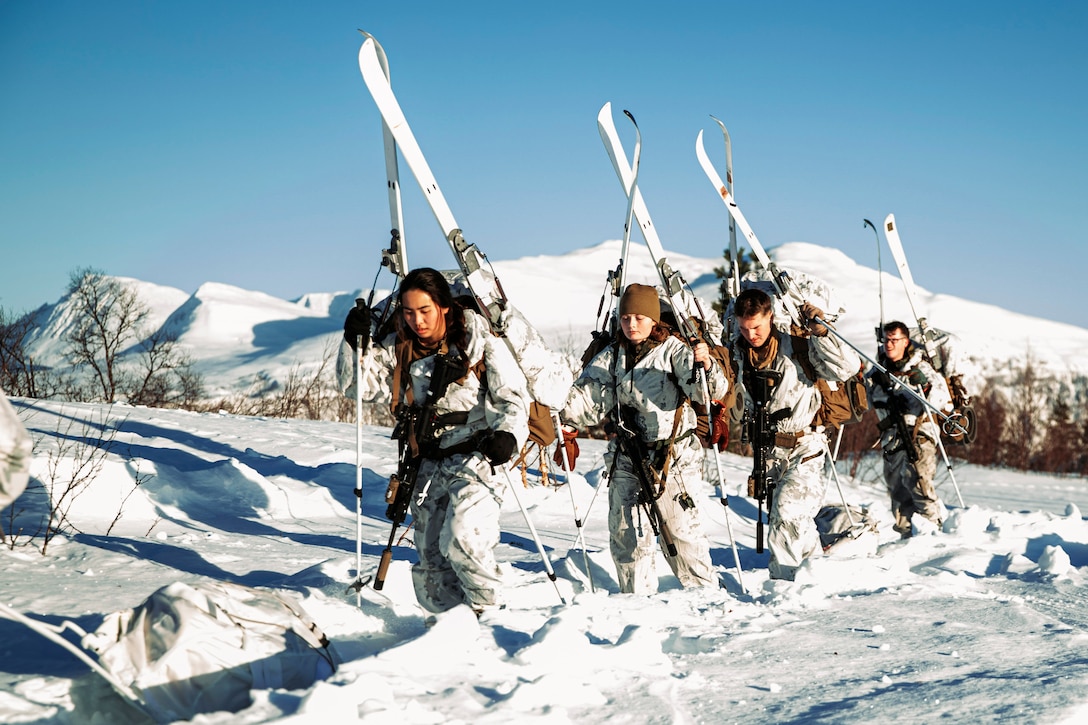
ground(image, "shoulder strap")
xmin=389 ymin=338 xmax=413 ymax=413
xmin=789 ymin=334 xmax=819 ymax=383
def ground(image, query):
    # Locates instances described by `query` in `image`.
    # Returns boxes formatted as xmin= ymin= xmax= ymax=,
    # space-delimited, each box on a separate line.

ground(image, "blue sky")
xmin=2 ymin=1 xmax=1086 ymax=330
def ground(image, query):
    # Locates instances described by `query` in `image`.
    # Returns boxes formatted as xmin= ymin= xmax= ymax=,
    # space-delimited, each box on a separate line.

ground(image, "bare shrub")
xmin=126 ymin=326 xmax=204 ymax=408
xmin=960 ymin=382 xmax=1007 ymax=467
xmin=66 ymin=268 xmax=149 ymax=402
xmin=0 ymin=306 xmax=73 ymax=399
xmin=1003 ymin=352 xmax=1046 ymax=470
xmin=2 ymin=406 xmax=146 ymax=554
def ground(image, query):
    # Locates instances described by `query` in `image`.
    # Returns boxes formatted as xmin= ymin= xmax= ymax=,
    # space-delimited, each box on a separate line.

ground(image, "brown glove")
xmin=553 ymin=426 xmax=580 ymax=470
xmin=800 ymin=302 xmax=828 ymax=337
xmin=707 ymin=400 xmax=729 ymax=452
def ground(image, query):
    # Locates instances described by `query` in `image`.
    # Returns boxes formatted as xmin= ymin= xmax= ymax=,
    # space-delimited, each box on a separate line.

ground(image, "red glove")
xmin=708 ymin=400 xmax=729 ymax=452
xmin=553 ymin=426 xmax=580 ymax=470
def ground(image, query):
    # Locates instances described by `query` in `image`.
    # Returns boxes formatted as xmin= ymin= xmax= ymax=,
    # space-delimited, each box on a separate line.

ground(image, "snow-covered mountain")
xmin=25 ymin=241 xmax=1088 ymax=399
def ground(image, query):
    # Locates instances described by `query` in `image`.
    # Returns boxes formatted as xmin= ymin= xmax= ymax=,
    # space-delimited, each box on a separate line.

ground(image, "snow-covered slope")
xmin=4 ymin=398 xmax=1088 ymax=723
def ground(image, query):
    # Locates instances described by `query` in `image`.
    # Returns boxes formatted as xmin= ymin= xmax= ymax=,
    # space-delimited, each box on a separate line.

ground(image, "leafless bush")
xmin=2 ymin=406 xmax=145 ymax=554
xmin=1034 ymin=394 xmax=1081 ymax=474
xmin=1003 ymin=351 xmax=1045 ymax=470
xmin=197 ymin=339 xmax=395 ymax=425
xmin=0 ymin=306 xmax=74 ymax=399
xmin=66 ymin=268 xmax=149 ymax=402
xmin=959 ymin=383 xmax=1006 ymax=467
xmin=126 ymin=326 xmax=205 ymax=409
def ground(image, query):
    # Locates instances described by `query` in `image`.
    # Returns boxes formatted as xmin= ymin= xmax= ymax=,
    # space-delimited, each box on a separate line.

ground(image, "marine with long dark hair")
xmin=338 ymin=268 xmax=531 ymax=615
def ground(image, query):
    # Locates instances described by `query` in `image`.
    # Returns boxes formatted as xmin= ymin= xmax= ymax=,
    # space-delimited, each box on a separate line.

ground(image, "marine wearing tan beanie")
xmin=619 ymin=284 xmax=661 ymax=322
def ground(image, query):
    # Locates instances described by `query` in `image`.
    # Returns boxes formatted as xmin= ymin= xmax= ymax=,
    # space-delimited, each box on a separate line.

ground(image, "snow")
xmin=5 ymin=397 xmax=1088 ymax=724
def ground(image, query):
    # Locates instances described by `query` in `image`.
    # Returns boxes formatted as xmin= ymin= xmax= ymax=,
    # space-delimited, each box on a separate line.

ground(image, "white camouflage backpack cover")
xmin=82 ymin=580 xmax=337 ymax=722
xmin=0 ymin=388 xmax=31 ymax=511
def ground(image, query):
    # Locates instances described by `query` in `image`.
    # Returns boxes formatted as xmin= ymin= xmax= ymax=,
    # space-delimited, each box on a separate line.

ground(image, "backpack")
xmin=790 ymin=335 xmax=868 ymax=433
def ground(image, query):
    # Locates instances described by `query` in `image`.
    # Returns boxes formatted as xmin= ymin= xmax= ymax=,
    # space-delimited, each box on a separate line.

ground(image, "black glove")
xmin=800 ymin=302 xmax=828 ymax=337
xmin=343 ymin=300 xmax=372 ymax=352
xmin=482 ymin=431 xmax=518 ymax=467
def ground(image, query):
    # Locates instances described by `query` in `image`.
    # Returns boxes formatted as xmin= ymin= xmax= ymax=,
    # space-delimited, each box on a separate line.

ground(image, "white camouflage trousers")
xmin=410 ymin=452 xmax=505 ymax=613
xmin=883 ymin=432 xmax=943 ymax=535
xmin=608 ymin=435 xmax=717 ymax=594
xmin=766 ymin=432 xmax=827 ymax=581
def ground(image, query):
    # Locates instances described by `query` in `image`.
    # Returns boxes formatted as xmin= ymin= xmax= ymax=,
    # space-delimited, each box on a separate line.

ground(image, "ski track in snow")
xmin=3 ymin=399 xmax=1088 ymax=724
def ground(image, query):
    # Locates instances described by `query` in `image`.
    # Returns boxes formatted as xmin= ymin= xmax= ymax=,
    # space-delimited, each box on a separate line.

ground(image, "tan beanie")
xmin=619 ymin=284 xmax=660 ymax=322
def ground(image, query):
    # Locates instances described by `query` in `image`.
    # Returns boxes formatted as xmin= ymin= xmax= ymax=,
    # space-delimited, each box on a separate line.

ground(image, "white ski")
xmin=357 ymin=38 xmax=502 ymax=319
xmin=882 ymin=213 xmax=939 ymax=362
xmin=597 ymin=103 xmax=714 ymax=341
xmin=695 ymin=130 xmax=967 ymax=438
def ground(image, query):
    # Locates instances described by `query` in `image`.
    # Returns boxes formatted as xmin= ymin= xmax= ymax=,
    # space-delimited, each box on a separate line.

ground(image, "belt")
xmin=774 ymin=429 xmax=811 ymax=449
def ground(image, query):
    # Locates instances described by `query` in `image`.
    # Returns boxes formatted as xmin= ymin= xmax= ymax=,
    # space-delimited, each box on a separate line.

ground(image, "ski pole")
xmin=820 ymin=436 xmax=857 ymax=529
xmin=926 ymin=410 xmax=966 ymax=508
xmin=351 ymin=328 xmax=365 ymax=604
xmin=502 ymin=466 xmax=567 ymax=605
xmin=553 ymin=413 xmax=594 ymax=593
xmin=701 ymin=376 xmax=746 ymax=595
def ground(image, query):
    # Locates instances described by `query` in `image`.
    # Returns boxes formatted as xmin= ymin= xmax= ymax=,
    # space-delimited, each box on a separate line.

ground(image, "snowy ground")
xmin=3 ymin=398 xmax=1088 ymax=724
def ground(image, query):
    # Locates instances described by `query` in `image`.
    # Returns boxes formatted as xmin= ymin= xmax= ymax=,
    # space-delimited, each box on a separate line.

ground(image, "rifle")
xmin=742 ymin=368 xmax=789 ymax=554
xmin=873 ymin=372 xmax=919 ymax=463
xmin=374 ymin=352 xmax=464 ymax=590
xmin=613 ymin=413 xmax=678 ymax=558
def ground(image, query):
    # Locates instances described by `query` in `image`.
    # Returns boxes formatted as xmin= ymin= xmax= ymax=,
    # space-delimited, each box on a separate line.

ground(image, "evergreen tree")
xmin=711 ymin=246 xmax=752 ymax=318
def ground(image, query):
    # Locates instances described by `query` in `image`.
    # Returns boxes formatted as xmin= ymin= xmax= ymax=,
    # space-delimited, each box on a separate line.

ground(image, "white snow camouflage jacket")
xmin=866 ymin=343 xmax=952 ymax=445
xmin=734 ymin=330 xmax=861 ymax=435
xmin=337 ymin=309 xmax=531 ymax=452
xmin=562 ymin=335 xmax=729 ymax=443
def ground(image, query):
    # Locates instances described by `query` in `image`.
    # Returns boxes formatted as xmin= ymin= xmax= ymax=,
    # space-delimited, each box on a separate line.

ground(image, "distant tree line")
xmin=835 ymin=356 xmax=1088 ymax=476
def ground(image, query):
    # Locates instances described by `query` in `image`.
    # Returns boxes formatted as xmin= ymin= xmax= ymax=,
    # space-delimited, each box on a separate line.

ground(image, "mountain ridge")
xmin=24 ymin=240 xmax=1088 ymax=398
